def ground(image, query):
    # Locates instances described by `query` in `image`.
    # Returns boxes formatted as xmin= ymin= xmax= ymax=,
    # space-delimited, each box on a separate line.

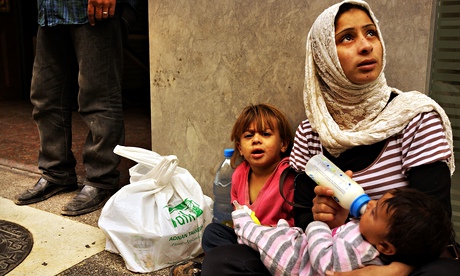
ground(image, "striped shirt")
xmin=290 ymin=111 xmax=451 ymax=199
xmin=233 ymin=211 xmax=383 ymax=276
xmin=37 ymin=0 xmax=138 ymax=27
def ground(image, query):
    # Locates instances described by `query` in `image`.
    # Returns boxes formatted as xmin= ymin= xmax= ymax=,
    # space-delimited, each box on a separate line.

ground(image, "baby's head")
xmin=359 ymin=187 xmax=452 ymax=266
xmin=230 ymin=104 xmax=293 ymax=167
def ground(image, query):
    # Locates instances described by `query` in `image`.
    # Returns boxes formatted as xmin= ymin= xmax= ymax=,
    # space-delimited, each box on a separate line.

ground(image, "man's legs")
xmin=15 ymin=25 xmax=79 ymax=206
xmin=32 ymin=26 xmax=79 ymax=185
xmin=61 ymin=10 xmax=125 ymax=216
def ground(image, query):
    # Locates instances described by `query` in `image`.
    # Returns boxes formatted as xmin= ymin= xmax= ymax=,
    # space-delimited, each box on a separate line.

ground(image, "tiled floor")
xmin=0 ymin=99 xmax=152 ymax=187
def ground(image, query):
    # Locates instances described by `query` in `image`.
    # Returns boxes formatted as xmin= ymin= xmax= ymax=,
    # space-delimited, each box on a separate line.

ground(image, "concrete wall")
xmin=148 ymin=0 xmax=435 ymax=197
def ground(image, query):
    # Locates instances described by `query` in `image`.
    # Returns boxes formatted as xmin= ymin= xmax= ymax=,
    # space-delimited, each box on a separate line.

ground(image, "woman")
xmin=201 ymin=1 xmax=458 ymax=275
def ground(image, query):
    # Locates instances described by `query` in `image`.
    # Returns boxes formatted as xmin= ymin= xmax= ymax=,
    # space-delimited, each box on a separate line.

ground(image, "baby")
xmin=233 ymin=187 xmax=452 ymax=276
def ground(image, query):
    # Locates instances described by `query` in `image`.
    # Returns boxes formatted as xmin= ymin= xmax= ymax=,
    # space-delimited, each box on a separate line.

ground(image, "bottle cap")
xmin=350 ymin=194 xmax=370 ymax=217
xmin=224 ymin=148 xmax=235 ymax=158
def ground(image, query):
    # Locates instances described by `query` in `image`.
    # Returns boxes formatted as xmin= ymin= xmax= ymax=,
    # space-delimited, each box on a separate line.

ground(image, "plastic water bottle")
xmin=305 ymin=154 xmax=370 ymax=217
xmin=212 ymin=148 xmax=235 ymax=226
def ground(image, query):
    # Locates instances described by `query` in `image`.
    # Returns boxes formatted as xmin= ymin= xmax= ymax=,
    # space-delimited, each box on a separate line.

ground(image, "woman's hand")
xmin=312 ymin=170 xmax=353 ymax=229
xmin=326 ymin=262 xmax=414 ymax=276
xmin=312 ymin=186 xmax=348 ymax=228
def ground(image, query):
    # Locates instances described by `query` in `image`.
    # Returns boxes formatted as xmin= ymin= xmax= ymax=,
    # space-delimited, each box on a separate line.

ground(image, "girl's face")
xmin=236 ymin=121 xmax=287 ymax=172
xmin=335 ymin=8 xmax=383 ymax=84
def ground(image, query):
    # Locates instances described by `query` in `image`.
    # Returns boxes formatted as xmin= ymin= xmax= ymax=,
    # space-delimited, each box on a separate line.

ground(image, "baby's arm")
xmin=233 ymin=211 xmax=378 ymax=275
xmin=232 ymin=209 xmax=310 ymax=276
xmin=306 ymin=221 xmax=383 ymax=273
xmin=307 ymin=222 xmax=364 ymax=273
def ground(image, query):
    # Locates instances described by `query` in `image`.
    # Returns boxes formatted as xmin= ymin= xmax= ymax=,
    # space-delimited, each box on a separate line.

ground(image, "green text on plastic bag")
xmin=167 ymin=198 xmax=203 ymax=228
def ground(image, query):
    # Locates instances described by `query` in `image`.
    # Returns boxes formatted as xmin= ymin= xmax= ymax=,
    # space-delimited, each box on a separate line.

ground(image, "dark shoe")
xmin=14 ymin=178 xmax=78 ymax=205
xmin=61 ymin=185 xmax=113 ymax=216
xmin=170 ymin=260 xmax=201 ymax=276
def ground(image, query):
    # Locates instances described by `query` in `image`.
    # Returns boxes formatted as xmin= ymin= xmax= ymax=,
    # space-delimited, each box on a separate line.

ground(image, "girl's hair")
xmin=230 ymin=103 xmax=293 ymax=167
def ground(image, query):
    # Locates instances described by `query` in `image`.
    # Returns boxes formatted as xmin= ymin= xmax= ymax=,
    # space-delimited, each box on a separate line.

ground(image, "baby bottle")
xmin=305 ymin=154 xmax=370 ymax=217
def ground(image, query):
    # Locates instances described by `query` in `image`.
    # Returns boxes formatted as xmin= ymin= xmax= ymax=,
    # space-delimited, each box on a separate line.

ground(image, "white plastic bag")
xmin=98 ymin=145 xmax=213 ymax=273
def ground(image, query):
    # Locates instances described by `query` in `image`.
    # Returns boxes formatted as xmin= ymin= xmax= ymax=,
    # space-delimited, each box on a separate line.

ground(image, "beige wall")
xmin=148 ymin=0 xmax=435 ymax=197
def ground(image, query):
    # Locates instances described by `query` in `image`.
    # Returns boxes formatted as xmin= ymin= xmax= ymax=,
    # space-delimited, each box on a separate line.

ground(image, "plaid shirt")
xmin=37 ymin=0 xmax=138 ymax=27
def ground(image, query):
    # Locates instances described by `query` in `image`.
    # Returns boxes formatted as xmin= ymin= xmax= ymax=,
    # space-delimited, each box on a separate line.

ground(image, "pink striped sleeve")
xmin=232 ymin=210 xmax=310 ymax=275
xmin=306 ymin=221 xmax=382 ymax=273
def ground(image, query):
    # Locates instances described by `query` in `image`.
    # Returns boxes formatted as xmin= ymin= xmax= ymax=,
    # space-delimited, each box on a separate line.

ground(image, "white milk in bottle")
xmin=305 ymin=154 xmax=370 ymax=217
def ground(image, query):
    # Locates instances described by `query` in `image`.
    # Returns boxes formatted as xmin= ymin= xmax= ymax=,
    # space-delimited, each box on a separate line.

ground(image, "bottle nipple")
xmin=350 ymin=194 xmax=370 ymax=218
xmin=359 ymin=203 xmax=368 ymax=216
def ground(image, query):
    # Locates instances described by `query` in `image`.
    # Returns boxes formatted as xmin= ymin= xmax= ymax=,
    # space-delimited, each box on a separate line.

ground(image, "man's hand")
xmin=88 ymin=0 xmax=116 ymax=26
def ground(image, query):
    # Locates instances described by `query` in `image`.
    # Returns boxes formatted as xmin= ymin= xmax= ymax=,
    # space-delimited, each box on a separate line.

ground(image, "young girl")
xmin=201 ymin=103 xmax=298 ymax=253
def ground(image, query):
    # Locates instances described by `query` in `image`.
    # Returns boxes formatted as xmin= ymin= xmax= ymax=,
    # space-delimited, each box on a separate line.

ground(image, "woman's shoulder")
xmin=400 ymin=111 xmax=446 ymax=139
xmin=291 ymin=119 xmax=321 ymax=171
xmin=296 ymin=118 xmax=315 ymax=133
xmin=398 ymin=110 xmax=451 ymax=167
xmin=293 ymin=119 xmax=320 ymax=145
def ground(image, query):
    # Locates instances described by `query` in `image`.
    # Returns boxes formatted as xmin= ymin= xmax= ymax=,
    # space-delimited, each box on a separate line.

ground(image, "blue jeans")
xmin=30 ymin=13 xmax=125 ymax=190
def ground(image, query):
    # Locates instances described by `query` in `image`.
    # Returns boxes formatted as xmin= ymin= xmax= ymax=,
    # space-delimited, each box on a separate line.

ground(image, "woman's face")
xmin=335 ymin=8 xmax=383 ymax=84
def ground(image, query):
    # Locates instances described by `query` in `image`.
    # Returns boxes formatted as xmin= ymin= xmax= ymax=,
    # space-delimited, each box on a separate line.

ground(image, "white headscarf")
xmin=303 ymin=0 xmax=455 ymax=174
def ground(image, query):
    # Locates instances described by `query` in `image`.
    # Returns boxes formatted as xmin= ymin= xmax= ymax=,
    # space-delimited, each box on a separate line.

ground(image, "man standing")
xmin=15 ymin=0 xmax=138 ymax=216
